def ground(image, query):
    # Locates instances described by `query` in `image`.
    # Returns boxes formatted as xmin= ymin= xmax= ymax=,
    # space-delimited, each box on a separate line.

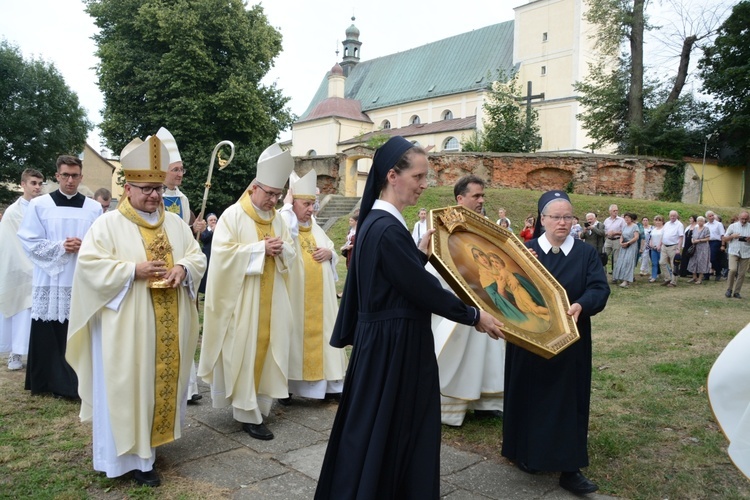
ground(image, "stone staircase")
xmin=316 ymin=195 xmax=360 ymax=231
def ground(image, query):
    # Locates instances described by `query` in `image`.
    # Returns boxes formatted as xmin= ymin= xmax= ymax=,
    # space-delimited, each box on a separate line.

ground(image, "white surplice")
xmin=0 ymin=197 xmax=33 ymax=354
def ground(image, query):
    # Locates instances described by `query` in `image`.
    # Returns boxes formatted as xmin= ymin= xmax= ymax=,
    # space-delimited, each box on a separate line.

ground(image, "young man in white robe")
xmin=278 ymin=170 xmax=347 ymax=403
xmin=432 ymin=175 xmax=505 ymax=426
xmin=156 ymin=126 xmax=206 ymax=404
xmin=18 ymin=156 xmax=102 ymax=398
xmin=0 ymin=168 xmax=44 ymax=370
xmin=198 ymin=143 xmax=296 ymax=441
xmin=66 ymin=135 xmax=206 ymax=487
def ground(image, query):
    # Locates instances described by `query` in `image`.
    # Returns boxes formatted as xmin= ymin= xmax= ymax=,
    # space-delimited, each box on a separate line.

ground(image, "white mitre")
xmin=292 ymin=170 xmax=317 ymax=200
xmin=256 ymin=143 xmax=294 ymax=189
xmin=155 ymin=127 xmax=182 ymax=164
xmin=120 ymin=136 xmax=170 ymax=183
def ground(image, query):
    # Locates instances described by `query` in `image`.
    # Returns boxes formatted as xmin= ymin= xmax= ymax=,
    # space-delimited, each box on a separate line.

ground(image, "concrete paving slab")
xmin=174 ymin=447 xmax=287 ymax=490
xmin=440 ymin=444 xmax=485 ymax=476
xmin=442 ymin=488 xmax=494 ymax=499
xmin=234 ymin=417 xmax=328 ymax=455
xmin=277 ymin=442 xmax=328 ymax=480
xmin=190 ymin=403 xmax=241 ymax=434
xmin=273 ymin=398 xmax=338 ymax=432
xmin=158 ymin=424 xmax=242 ymax=467
xmin=446 ymin=460 xmax=568 ymax=499
xmin=233 ymin=470 xmax=318 ymax=499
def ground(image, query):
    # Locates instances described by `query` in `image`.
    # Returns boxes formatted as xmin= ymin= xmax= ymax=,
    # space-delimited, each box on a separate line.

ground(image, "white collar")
xmin=58 ymin=189 xmax=78 ymax=199
xmin=372 ymin=199 xmax=407 ymax=229
xmin=134 ymin=208 xmax=161 ymax=224
xmin=538 ymin=233 xmax=574 ymax=255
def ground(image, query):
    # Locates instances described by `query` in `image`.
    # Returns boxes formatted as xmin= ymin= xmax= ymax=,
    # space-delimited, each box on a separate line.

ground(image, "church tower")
xmin=340 ymin=16 xmax=361 ymax=77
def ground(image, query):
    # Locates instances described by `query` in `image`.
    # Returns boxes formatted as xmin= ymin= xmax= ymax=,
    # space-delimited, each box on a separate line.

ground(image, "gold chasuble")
xmin=298 ymin=226 xmax=324 ymax=380
xmin=240 ymin=195 xmax=275 ymax=390
xmin=118 ymin=197 xmax=180 ymax=447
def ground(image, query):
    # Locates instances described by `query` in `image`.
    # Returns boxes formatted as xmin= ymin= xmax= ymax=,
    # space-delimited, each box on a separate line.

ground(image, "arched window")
xmin=381 ymin=120 xmax=391 ymax=130
xmin=443 ymin=137 xmax=459 ymax=151
xmin=442 ymin=109 xmax=453 ymax=120
xmin=410 ymin=115 xmax=421 ymax=125
xmin=306 ymin=149 xmax=317 ymax=156
xmin=354 ymin=47 xmax=359 ymax=58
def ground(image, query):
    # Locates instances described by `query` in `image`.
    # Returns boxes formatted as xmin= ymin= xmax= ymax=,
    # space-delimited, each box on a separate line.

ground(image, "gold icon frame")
xmin=428 ymin=205 xmax=579 ymax=359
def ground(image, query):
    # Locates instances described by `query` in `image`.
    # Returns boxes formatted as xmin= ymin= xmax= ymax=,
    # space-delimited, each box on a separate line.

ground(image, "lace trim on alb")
xmin=31 ymin=286 xmax=72 ymax=322
xmin=27 ymin=241 xmax=70 ymax=277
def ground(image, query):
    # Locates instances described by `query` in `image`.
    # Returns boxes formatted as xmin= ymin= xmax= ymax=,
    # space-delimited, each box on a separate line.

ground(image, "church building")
xmin=291 ymin=0 xmax=601 ymax=193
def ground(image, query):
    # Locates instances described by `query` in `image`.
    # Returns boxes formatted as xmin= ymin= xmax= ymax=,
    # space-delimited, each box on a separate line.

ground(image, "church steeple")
xmin=340 ymin=16 xmax=361 ymax=77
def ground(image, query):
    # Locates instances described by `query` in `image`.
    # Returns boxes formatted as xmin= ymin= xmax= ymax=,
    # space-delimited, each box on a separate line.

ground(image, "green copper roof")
xmin=299 ymin=21 xmax=516 ymax=121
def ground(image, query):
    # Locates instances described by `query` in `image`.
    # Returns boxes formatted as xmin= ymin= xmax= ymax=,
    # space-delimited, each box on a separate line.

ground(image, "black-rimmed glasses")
xmin=256 ymin=183 xmax=282 ymax=200
xmin=130 ymin=184 xmax=165 ymax=195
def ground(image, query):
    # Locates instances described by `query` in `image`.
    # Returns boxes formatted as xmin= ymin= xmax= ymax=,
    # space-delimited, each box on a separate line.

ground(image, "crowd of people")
xmin=0 ymin=132 xmax=747 ymax=497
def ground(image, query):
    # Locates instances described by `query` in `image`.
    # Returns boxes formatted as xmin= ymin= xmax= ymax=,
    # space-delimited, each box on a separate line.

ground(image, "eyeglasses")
xmin=57 ymin=173 xmax=81 ymax=180
xmin=169 ymin=167 xmax=186 ymax=173
xmin=256 ymin=183 xmax=283 ymax=200
xmin=129 ymin=184 xmax=165 ymax=195
xmin=543 ymin=215 xmax=575 ymax=223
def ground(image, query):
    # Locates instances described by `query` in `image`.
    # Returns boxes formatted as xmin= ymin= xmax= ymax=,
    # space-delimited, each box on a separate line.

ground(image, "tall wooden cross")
xmin=523 ymin=81 xmax=545 ymax=126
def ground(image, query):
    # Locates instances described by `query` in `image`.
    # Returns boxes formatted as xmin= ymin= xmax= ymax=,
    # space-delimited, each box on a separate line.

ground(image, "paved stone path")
xmin=157 ymin=383 xmax=616 ymax=499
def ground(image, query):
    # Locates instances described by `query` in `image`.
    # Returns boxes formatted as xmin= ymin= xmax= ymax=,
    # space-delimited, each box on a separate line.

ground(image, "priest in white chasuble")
xmin=66 ymin=135 xmax=206 ymax=487
xmin=198 ymin=143 xmax=296 ymax=441
xmin=279 ymin=170 xmax=347 ymax=402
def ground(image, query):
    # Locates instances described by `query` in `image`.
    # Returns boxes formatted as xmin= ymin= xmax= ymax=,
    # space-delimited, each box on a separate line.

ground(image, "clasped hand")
xmin=135 ymin=260 xmax=185 ymax=287
xmin=265 ymin=236 xmax=284 ymax=257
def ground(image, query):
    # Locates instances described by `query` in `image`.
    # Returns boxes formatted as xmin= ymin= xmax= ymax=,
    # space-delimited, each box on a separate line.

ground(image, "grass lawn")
xmin=1 ymin=186 xmax=748 ymax=498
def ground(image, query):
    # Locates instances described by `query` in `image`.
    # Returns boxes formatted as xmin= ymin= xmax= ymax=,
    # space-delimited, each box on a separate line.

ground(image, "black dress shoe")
xmin=726 ymin=289 xmax=733 ymax=298
xmin=734 ymin=293 xmax=742 ymax=299
xmin=559 ymin=471 xmax=598 ymax=495
xmin=473 ymin=409 xmax=503 ymax=419
xmin=187 ymin=393 xmax=203 ymax=405
xmin=242 ymin=422 xmax=274 ymax=440
xmin=324 ymin=392 xmax=341 ymax=402
xmin=277 ymin=395 xmax=292 ymax=406
xmin=133 ymin=468 xmax=161 ymax=487
xmin=516 ymin=461 xmax=539 ymax=474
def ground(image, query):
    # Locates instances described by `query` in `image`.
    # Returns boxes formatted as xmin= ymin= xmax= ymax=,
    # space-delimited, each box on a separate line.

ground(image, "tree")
xmin=465 ymin=73 xmax=541 ymax=153
xmin=575 ymin=0 xmax=727 ymax=156
xmin=86 ymin=0 xmax=295 ymax=212
xmin=0 ymin=41 xmax=91 ymax=203
xmin=699 ymin=0 xmax=750 ymax=167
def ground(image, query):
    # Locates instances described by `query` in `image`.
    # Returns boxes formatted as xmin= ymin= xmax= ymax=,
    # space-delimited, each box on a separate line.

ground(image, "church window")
xmin=443 ymin=137 xmax=459 ymax=151
xmin=381 ymin=120 xmax=391 ymax=130
xmin=442 ymin=110 xmax=453 ymax=120
xmin=542 ymin=32 xmax=548 ymax=42
xmin=307 ymin=149 xmax=317 ymax=156
xmin=410 ymin=115 xmax=421 ymax=125
xmin=354 ymin=47 xmax=359 ymax=58
xmin=541 ymin=65 xmax=547 ymax=76
xmin=344 ymin=47 xmax=349 ymax=57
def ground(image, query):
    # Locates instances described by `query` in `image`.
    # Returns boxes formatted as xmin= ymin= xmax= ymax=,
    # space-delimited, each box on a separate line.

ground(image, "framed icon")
xmin=428 ymin=205 xmax=579 ymax=359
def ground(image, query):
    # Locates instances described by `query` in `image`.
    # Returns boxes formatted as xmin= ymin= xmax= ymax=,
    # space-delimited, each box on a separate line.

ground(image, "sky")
xmin=0 ymin=0 xmax=731 ymax=155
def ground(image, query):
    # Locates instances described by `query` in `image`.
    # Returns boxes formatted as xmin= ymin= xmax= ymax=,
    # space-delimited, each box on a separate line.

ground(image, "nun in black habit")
xmin=315 ymin=136 xmax=504 ymax=500
xmin=502 ymin=190 xmax=610 ymax=495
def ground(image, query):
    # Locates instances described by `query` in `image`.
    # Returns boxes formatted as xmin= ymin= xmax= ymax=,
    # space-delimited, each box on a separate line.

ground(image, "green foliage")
xmin=699 ymin=0 xmax=750 ymax=166
xmin=459 ymin=131 xmax=483 ymax=152
xmin=574 ymin=60 xmax=629 ymax=152
xmin=365 ymin=134 xmax=390 ymax=150
xmin=86 ymin=0 xmax=295 ymax=213
xmin=657 ymin=162 xmax=685 ymax=202
xmin=480 ymin=72 xmax=542 ymax=153
xmin=0 ymin=41 xmax=91 ymax=203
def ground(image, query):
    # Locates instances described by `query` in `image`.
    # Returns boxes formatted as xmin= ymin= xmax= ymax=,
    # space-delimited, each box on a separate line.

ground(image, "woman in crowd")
xmin=570 ymin=216 xmax=583 ymax=239
xmin=687 ymin=215 xmax=712 ymax=284
xmin=520 ymin=214 xmax=536 ymax=242
xmin=680 ymin=215 xmax=698 ymax=277
xmin=648 ymin=215 xmax=665 ymax=282
xmin=316 ymin=136 xmax=503 ymax=500
xmin=639 ymin=216 xmax=653 ymax=276
xmin=340 ymin=213 xmax=358 ymax=269
xmin=612 ymin=212 xmax=639 ymax=288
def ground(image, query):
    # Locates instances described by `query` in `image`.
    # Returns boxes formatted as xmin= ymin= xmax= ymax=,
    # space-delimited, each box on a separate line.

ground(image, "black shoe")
xmin=473 ymin=409 xmax=503 ymax=419
xmin=187 ymin=393 xmax=202 ymax=405
xmin=52 ymin=392 xmax=80 ymax=402
xmin=516 ymin=461 xmax=539 ymax=474
xmin=277 ymin=395 xmax=292 ymax=406
xmin=324 ymin=392 xmax=341 ymax=402
xmin=726 ymin=289 xmax=732 ymax=298
xmin=242 ymin=422 xmax=274 ymax=440
xmin=559 ymin=471 xmax=598 ymax=495
xmin=734 ymin=293 xmax=742 ymax=299
xmin=133 ymin=468 xmax=161 ymax=487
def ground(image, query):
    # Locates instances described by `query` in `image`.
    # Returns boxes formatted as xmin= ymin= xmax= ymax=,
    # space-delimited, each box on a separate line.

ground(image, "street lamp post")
xmin=699 ymin=132 xmax=715 ymax=205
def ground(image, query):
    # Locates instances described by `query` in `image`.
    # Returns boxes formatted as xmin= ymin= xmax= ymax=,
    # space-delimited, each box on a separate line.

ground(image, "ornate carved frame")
xmin=428 ymin=205 xmax=579 ymax=359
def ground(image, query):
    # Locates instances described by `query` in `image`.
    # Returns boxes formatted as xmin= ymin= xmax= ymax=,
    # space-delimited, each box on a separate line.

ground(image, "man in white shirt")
xmin=0 ymin=169 xmax=44 ymax=370
xmin=411 ymin=207 xmax=427 ymax=245
xmin=722 ymin=211 xmax=750 ymax=299
xmin=658 ymin=210 xmax=684 ymax=287
xmin=705 ymin=211 xmax=726 ymax=281
xmin=603 ymin=204 xmax=625 ymax=276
